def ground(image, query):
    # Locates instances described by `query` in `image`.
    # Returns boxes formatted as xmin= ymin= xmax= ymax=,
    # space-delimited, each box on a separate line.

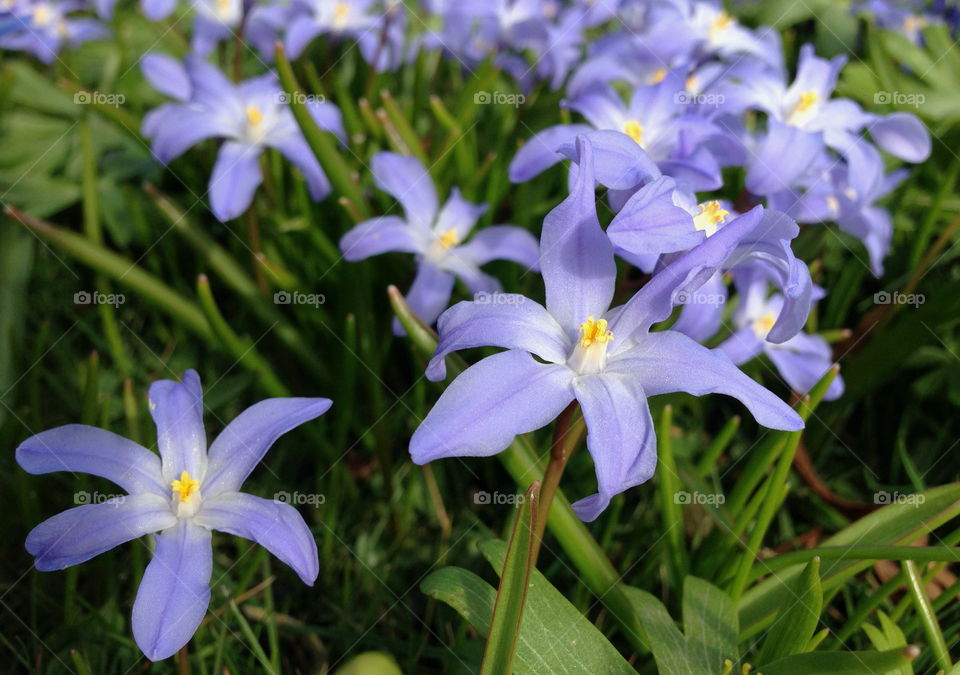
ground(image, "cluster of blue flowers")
xmin=9 ymin=0 xmax=939 ymax=663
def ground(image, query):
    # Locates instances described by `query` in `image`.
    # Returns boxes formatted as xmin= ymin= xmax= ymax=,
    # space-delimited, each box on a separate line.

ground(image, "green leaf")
xmin=480 ymin=483 xmax=538 ymax=675
xmin=757 ymin=557 xmax=822 ymax=665
xmin=740 ymin=483 xmax=960 ymax=638
xmin=422 ymin=562 xmax=634 ymax=674
xmin=757 ymin=647 xmax=919 ymax=675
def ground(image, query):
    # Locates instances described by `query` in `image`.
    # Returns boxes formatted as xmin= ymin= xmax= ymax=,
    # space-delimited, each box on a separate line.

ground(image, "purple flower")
xmin=142 ymin=56 xmax=345 ymax=221
xmin=339 ymin=152 xmax=540 ymax=334
xmin=93 ymin=0 xmax=176 ymax=21
xmin=715 ymin=269 xmax=844 ymax=400
xmin=16 ymin=370 xmax=331 ymax=660
xmin=0 ymin=0 xmax=107 ymax=63
xmin=411 ymin=138 xmax=802 ymax=521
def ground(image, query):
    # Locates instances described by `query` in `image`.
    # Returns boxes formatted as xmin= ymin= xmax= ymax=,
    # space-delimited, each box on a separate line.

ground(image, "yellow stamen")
xmin=752 ymin=311 xmax=777 ymax=339
xmin=32 ymin=5 xmax=51 ymax=25
xmin=693 ymin=201 xmax=729 ymax=237
xmin=623 ymin=119 xmax=644 ymax=146
xmin=246 ymin=107 xmax=264 ymax=126
xmin=709 ymin=11 xmax=733 ymax=37
xmin=651 ymin=68 xmax=667 ymax=84
xmin=437 ymin=227 xmax=460 ymax=249
xmin=171 ymin=470 xmax=200 ymax=502
xmin=685 ymin=74 xmax=699 ymax=93
xmin=578 ymin=317 xmax=613 ymax=348
xmin=333 ymin=2 xmax=350 ymax=28
xmin=903 ymin=14 xmax=927 ymax=34
xmin=793 ymin=89 xmax=818 ymax=114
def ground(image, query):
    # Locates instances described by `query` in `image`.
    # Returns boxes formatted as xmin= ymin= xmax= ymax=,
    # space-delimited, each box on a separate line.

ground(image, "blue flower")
xmin=17 ymin=370 xmax=331 ymax=661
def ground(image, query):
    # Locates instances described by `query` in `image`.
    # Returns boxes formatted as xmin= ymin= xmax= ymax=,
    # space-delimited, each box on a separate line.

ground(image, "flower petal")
xmin=557 ymin=129 xmax=661 ymax=190
xmin=609 ymin=331 xmax=803 ymax=430
xmin=141 ymin=53 xmax=190 ymax=101
xmin=410 ymin=350 xmax=575 ymax=464
xmin=16 ymin=424 xmax=166 ymax=496
xmin=372 ymin=152 xmax=438 ymax=230
xmin=148 ymin=370 xmax=207 ymax=483
xmin=570 ymin=373 xmax=656 ymax=522
xmin=426 ymin=297 xmax=570 ymax=381
xmin=393 ymin=262 xmax=456 ymax=335
xmin=541 ymin=136 xmax=616 ymax=336
xmin=508 ymin=123 xmax=593 ymax=183
xmin=203 ymin=398 xmax=332 ymax=495
xmin=434 ymin=188 xmax=487 ymax=240
xmin=608 ymin=176 xmax=703 ymax=256
xmin=454 ymin=225 xmax=540 ymax=270
xmin=209 ymin=141 xmax=263 ymax=222
xmin=133 ymin=520 xmax=212 ymax=661
xmin=26 ymin=494 xmax=175 ymax=571
xmin=194 ymin=491 xmax=318 ymax=585
xmin=768 ymin=334 xmax=843 ymax=400
xmin=339 ymin=216 xmax=422 ymax=261
xmin=869 ymin=112 xmax=931 ymax=163
xmin=271 ymin=135 xmax=331 ymax=201
xmin=715 ymin=326 xmax=765 ymax=365
xmin=746 ymin=120 xmax=823 ymax=196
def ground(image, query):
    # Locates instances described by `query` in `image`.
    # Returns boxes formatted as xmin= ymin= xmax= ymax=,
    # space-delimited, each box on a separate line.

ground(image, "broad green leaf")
xmin=422 ymin=564 xmax=634 ymax=674
xmin=740 ymin=483 xmax=960 ymax=638
xmin=683 ymin=577 xmax=738 ymax=670
xmin=757 ymin=557 xmax=822 ymax=665
xmin=623 ymin=587 xmax=690 ymax=675
xmin=480 ymin=484 xmax=538 ymax=675
xmin=757 ymin=647 xmax=918 ymax=675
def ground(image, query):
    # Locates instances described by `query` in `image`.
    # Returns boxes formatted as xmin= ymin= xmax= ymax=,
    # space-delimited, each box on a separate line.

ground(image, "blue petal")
xmin=26 ymin=494 xmax=175 ymax=571
xmin=410 ymin=350 xmax=574 ymax=464
xmin=270 ymin=135 xmax=331 ymax=201
xmin=372 ymin=152 xmax=438 ymax=231
xmin=746 ymin=120 xmax=823 ymax=195
xmin=203 ymin=398 xmax=331 ymax=495
xmin=608 ymin=176 xmax=703 ymax=257
xmin=508 ymin=123 xmax=593 ymax=183
xmin=142 ymin=0 xmax=177 ymax=21
xmin=148 ymin=370 xmax=207 ymax=483
xmin=209 ymin=141 xmax=263 ymax=222
xmin=870 ymin=112 xmax=931 ymax=163
xmin=393 ymin=262 xmax=455 ymax=335
xmin=17 ymin=424 xmax=166 ymax=496
xmin=194 ymin=491 xmax=318 ymax=584
xmin=454 ymin=226 xmax=540 ymax=269
xmin=570 ymin=373 xmax=656 ymax=521
xmin=558 ymin=129 xmax=661 ymax=190
xmin=141 ymin=53 xmax=190 ymax=101
xmin=768 ymin=334 xmax=843 ymax=400
xmin=339 ymin=216 xmax=422 ymax=261
xmin=133 ymin=520 xmax=212 ymax=661
xmin=434 ymin=188 xmax=487 ymax=240
xmin=715 ymin=327 xmax=765 ymax=365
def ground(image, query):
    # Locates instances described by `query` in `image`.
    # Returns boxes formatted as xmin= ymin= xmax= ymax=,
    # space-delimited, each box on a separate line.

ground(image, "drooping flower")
xmin=142 ymin=56 xmax=344 ymax=221
xmin=339 ymin=152 xmax=540 ymax=335
xmin=17 ymin=370 xmax=331 ymax=661
xmin=411 ymin=138 xmax=802 ymax=521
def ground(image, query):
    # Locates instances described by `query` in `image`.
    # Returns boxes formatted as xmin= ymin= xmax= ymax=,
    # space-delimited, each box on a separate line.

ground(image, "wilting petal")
xmin=869 ymin=112 xmax=931 ymax=163
xmin=339 ymin=216 xmax=422 ymax=261
xmin=609 ymin=331 xmax=803 ymax=430
xmin=141 ymin=53 xmax=190 ymax=101
xmin=767 ymin=334 xmax=843 ymax=400
xmin=209 ymin=141 xmax=263 ymax=221
xmin=204 ymin=398 xmax=332 ymax=496
xmin=410 ymin=350 xmax=574 ymax=464
xmin=16 ymin=425 xmax=166 ymax=496
xmin=426 ymin=297 xmax=570 ymax=380
xmin=148 ymin=370 xmax=207 ymax=483
xmin=26 ymin=494 xmax=175 ymax=571
xmin=195 ymin=492 xmax=318 ymax=584
xmin=541 ymin=136 xmax=616 ymax=336
xmin=454 ymin=226 xmax=540 ymax=269
xmin=372 ymin=153 xmax=438 ymax=231
xmin=434 ymin=188 xmax=487 ymax=240
xmin=393 ymin=261 xmax=456 ymax=335
xmin=133 ymin=520 xmax=212 ymax=661
xmin=570 ymin=373 xmax=656 ymax=521
xmin=508 ymin=123 xmax=593 ymax=183
xmin=746 ymin=120 xmax=823 ymax=195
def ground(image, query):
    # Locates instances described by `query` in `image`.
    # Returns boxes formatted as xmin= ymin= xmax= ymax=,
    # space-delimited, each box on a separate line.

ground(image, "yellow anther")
xmin=578 ymin=317 xmax=614 ymax=348
xmin=246 ymin=106 xmax=264 ymax=126
xmin=333 ymin=2 xmax=350 ymax=28
xmin=752 ymin=311 xmax=777 ymax=339
xmin=437 ymin=228 xmax=460 ymax=249
xmin=623 ymin=119 xmax=644 ymax=146
xmin=171 ymin=470 xmax=201 ymax=502
xmin=651 ymin=68 xmax=667 ymax=84
xmin=794 ymin=89 xmax=819 ymax=114
xmin=693 ymin=200 xmax=729 ymax=237
xmin=710 ymin=11 xmax=733 ymax=37
xmin=903 ymin=14 xmax=927 ymax=34
xmin=32 ymin=5 xmax=51 ymax=25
